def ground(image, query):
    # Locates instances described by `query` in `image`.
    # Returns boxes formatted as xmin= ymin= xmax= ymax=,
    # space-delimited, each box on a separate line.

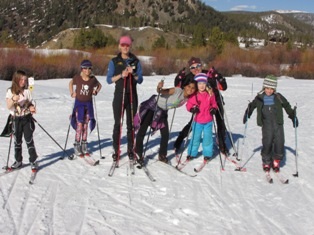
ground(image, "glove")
xmin=190 ymin=106 xmax=200 ymax=114
xmin=243 ymin=109 xmax=249 ymax=124
xmin=215 ymin=73 xmax=225 ymax=83
xmin=290 ymin=115 xmax=299 ymax=128
xmin=210 ymin=108 xmax=216 ymax=116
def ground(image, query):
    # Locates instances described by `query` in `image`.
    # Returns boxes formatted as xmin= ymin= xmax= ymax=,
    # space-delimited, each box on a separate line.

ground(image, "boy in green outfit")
xmin=243 ymin=75 xmax=298 ymax=172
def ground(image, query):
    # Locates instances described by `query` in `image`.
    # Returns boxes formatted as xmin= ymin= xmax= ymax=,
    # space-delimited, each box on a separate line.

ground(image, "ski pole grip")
xmin=157 ymin=77 xmax=166 ymax=93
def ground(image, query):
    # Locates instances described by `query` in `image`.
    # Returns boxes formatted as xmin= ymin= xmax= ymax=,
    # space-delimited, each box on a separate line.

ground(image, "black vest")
xmin=112 ymin=52 xmax=139 ymax=94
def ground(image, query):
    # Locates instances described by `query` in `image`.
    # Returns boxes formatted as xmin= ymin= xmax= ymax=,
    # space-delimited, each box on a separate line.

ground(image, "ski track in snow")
xmin=0 ymin=76 xmax=314 ymax=234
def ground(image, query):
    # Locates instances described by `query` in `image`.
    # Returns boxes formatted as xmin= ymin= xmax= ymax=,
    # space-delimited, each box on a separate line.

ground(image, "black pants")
xmin=215 ymin=108 xmax=227 ymax=150
xmin=112 ymin=91 xmax=138 ymax=154
xmin=13 ymin=114 xmax=38 ymax=163
xmin=135 ymin=110 xmax=169 ymax=158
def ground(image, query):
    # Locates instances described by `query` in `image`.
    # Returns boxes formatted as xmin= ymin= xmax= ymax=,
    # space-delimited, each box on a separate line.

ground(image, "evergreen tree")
xmin=208 ymin=26 xmax=224 ymax=54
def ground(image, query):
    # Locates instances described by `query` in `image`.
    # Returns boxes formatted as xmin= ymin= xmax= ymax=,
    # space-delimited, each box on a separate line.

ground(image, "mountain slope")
xmin=0 ymin=75 xmax=313 ymax=234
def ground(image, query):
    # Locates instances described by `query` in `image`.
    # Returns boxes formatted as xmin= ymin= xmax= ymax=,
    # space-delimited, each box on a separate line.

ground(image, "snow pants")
xmin=187 ymin=121 xmax=213 ymax=158
xmin=13 ymin=114 xmax=38 ymax=163
xmin=261 ymin=105 xmax=285 ymax=165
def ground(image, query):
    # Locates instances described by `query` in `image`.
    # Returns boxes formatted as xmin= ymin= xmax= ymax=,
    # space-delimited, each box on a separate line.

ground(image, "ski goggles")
xmin=120 ymin=43 xmax=130 ymax=47
xmin=81 ymin=67 xmax=92 ymax=70
xmin=189 ymin=64 xmax=202 ymax=70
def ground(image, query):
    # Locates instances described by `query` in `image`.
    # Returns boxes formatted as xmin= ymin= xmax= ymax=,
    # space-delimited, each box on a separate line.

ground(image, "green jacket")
xmin=247 ymin=92 xmax=294 ymax=127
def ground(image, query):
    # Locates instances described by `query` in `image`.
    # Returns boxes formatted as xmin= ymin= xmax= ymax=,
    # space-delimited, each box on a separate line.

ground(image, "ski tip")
xmin=94 ymin=160 xmax=100 ymax=166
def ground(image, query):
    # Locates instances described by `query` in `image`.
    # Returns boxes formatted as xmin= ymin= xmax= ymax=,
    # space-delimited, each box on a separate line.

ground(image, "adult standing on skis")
xmin=242 ymin=75 xmax=298 ymax=172
xmin=134 ymin=79 xmax=197 ymax=165
xmin=69 ymin=60 xmax=102 ymax=156
xmin=106 ymin=34 xmax=143 ymax=161
xmin=5 ymin=70 xmax=38 ymax=171
xmin=173 ymin=57 xmax=228 ymax=155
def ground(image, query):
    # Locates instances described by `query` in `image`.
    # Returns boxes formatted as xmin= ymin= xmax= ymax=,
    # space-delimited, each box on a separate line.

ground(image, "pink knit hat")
xmin=119 ymin=36 xmax=132 ymax=46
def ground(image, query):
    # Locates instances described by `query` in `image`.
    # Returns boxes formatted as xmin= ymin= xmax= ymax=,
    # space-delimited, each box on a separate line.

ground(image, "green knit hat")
xmin=263 ymin=75 xmax=277 ymax=90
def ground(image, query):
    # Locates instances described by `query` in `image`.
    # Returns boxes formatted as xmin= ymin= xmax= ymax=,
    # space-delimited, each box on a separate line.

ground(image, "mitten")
xmin=216 ymin=73 xmax=225 ymax=83
xmin=190 ymin=106 xmax=200 ymax=114
xmin=290 ymin=116 xmax=299 ymax=128
xmin=243 ymin=109 xmax=249 ymax=124
xmin=210 ymin=108 xmax=216 ymax=116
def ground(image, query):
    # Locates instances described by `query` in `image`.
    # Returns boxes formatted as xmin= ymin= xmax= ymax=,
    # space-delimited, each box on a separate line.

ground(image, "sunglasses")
xmin=82 ymin=67 xmax=92 ymax=70
xmin=189 ymin=64 xmax=202 ymax=70
xmin=120 ymin=43 xmax=130 ymax=47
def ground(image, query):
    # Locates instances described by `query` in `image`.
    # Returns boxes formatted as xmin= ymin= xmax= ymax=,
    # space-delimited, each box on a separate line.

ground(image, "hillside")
xmin=1 ymin=0 xmax=314 ymax=50
xmin=0 ymin=75 xmax=313 ymax=234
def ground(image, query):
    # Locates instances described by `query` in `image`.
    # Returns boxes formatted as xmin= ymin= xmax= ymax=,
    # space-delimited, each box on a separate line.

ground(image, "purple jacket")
xmin=133 ymin=95 xmax=167 ymax=135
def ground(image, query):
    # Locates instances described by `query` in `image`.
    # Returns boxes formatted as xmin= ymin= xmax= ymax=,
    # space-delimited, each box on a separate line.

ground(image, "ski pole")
xmin=213 ymin=115 xmax=224 ymax=171
xmin=175 ymin=112 xmax=196 ymax=167
xmin=293 ymin=105 xmax=299 ymax=177
xmin=142 ymin=77 xmax=165 ymax=159
xmin=236 ymin=101 xmax=250 ymax=162
xmin=129 ymin=73 xmax=136 ymax=159
xmin=61 ymin=116 xmax=71 ymax=160
xmin=116 ymin=75 xmax=127 ymax=164
xmin=60 ymin=101 xmax=75 ymax=160
xmin=93 ymin=94 xmax=104 ymax=159
xmin=216 ymin=80 xmax=238 ymax=157
xmin=169 ymin=108 xmax=176 ymax=133
xmin=3 ymin=134 xmax=13 ymax=170
xmin=1 ymin=114 xmax=14 ymax=169
xmin=32 ymin=117 xmax=72 ymax=158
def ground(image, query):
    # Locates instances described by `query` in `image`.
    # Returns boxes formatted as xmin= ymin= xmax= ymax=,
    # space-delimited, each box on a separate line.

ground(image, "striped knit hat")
xmin=263 ymin=75 xmax=277 ymax=90
xmin=194 ymin=73 xmax=208 ymax=83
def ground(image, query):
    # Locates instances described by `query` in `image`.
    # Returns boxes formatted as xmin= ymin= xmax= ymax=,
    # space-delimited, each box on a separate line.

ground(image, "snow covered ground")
xmin=0 ymin=75 xmax=313 ymax=235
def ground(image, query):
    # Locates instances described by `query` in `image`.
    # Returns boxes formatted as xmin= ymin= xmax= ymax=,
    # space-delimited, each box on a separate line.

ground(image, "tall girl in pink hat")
xmin=106 ymin=34 xmax=143 ymax=162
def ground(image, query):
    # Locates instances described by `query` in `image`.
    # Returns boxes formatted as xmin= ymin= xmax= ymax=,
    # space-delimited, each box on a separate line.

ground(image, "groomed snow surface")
xmin=0 ymin=75 xmax=313 ymax=235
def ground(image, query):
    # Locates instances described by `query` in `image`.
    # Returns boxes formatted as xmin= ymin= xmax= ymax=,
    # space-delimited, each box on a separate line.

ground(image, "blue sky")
xmin=202 ymin=0 xmax=314 ymax=13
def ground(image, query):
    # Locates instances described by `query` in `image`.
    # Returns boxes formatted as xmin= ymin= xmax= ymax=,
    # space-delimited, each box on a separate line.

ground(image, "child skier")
xmin=69 ymin=60 xmax=102 ymax=156
xmin=185 ymin=73 xmax=218 ymax=161
xmin=5 ymin=70 xmax=39 ymax=171
xmin=243 ymin=75 xmax=298 ymax=172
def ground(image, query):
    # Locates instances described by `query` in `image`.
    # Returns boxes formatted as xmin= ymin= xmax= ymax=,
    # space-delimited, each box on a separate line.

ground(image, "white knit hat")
xmin=263 ymin=75 xmax=277 ymax=90
xmin=194 ymin=73 xmax=208 ymax=83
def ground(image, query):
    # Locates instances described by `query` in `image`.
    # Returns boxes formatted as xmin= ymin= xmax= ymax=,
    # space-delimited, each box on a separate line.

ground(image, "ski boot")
xmin=158 ymin=155 xmax=168 ymax=164
xmin=272 ymin=159 xmax=280 ymax=172
xmin=81 ymin=141 xmax=88 ymax=155
xmin=112 ymin=153 xmax=118 ymax=162
xmin=11 ymin=161 xmax=23 ymax=169
xmin=74 ymin=141 xmax=82 ymax=155
xmin=263 ymin=164 xmax=271 ymax=172
xmin=30 ymin=161 xmax=38 ymax=172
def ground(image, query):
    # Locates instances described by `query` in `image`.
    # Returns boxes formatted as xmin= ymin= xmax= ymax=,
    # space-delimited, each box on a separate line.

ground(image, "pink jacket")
xmin=186 ymin=91 xmax=218 ymax=124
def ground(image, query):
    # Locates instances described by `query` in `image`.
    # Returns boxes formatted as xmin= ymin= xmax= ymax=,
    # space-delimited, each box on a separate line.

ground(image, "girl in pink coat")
xmin=186 ymin=73 xmax=218 ymax=160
